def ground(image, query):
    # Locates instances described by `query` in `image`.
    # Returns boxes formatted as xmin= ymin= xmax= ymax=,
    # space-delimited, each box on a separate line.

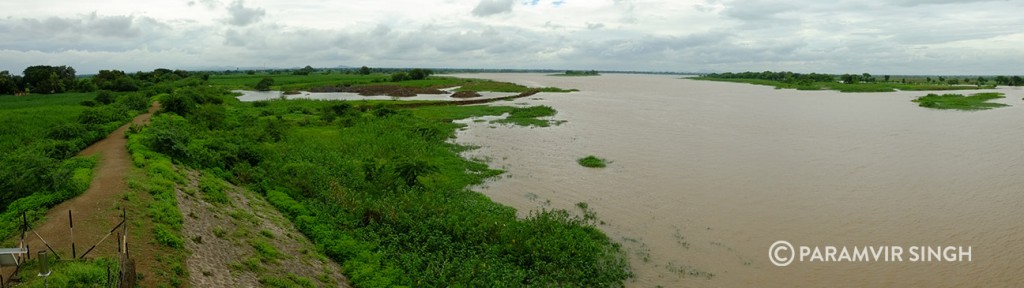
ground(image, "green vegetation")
xmin=578 ymin=155 xmax=608 ymax=168
xmin=696 ymin=71 xmax=1004 ymax=92
xmin=131 ymin=81 xmax=630 ymax=286
xmin=0 ymin=91 xmax=148 ymax=239
xmin=912 ymin=92 xmax=1009 ymax=110
xmin=207 ymin=73 xmax=577 ymax=93
xmin=493 ymin=106 xmax=560 ymax=127
xmin=126 ymin=118 xmax=192 ymax=287
xmin=552 ymin=70 xmax=601 ymax=76
xmin=9 ymin=256 xmax=120 ymax=287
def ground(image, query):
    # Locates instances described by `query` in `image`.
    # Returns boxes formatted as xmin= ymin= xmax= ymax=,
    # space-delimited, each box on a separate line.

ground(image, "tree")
xmin=255 ymin=77 xmax=274 ymax=91
xmin=0 ymin=70 xmax=17 ymax=94
xmin=841 ymin=74 xmax=858 ymax=84
xmin=294 ymin=65 xmax=315 ymax=76
xmin=976 ymin=76 xmax=987 ymax=86
xmin=994 ymin=76 xmax=1009 ymax=85
xmin=22 ymin=65 xmax=76 ymax=94
xmin=95 ymin=90 xmax=115 ymax=104
xmin=93 ymin=70 xmax=137 ymax=92
xmin=862 ymin=73 xmax=874 ymax=83
xmin=390 ymin=71 xmax=409 ymax=82
xmin=884 ymin=75 xmax=890 ymax=82
xmin=359 ymin=66 xmax=372 ymax=75
xmin=1011 ymin=76 xmax=1023 ymax=86
xmin=407 ymin=68 xmax=433 ymax=80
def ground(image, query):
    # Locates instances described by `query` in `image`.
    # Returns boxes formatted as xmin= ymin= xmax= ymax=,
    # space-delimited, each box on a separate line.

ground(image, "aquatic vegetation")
xmin=578 ymin=155 xmax=608 ymax=168
xmin=912 ymin=92 xmax=1009 ymax=110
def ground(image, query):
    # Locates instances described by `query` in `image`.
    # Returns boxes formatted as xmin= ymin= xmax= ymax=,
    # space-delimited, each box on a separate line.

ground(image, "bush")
xmin=577 ymin=155 xmax=607 ymax=168
xmin=255 ymin=77 xmax=274 ymax=91
xmin=95 ymin=90 xmax=115 ymax=104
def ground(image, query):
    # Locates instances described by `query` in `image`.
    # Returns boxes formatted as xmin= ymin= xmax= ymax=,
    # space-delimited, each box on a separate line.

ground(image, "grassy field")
xmin=695 ymin=77 xmax=996 ymax=92
xmin=0 ymin=91 xmax=147 ymax=239
xmin=912 ymin=92 xmax=1009 ymax=110
xmin=131 ymin=82 xmax=631 ymax=286
xmin=209 ymin=73 xmax=577 ymax=93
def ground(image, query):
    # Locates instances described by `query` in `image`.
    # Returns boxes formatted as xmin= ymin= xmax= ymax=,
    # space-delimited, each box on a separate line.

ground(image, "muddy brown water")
xmin=450 ymin=73 xmax=1024 ymax=287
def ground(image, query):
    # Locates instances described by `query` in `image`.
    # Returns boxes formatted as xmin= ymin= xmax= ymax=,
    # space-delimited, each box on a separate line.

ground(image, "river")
xmin=450 ymin=73 xmax=1024 ymax=287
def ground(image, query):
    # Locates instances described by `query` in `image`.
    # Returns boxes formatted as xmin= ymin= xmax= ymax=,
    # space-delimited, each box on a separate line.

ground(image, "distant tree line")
xmin=564 ymin=70 xmax=600 ymax=76
xmin=390 ymin=68 xmax=434 ymax=82
xmin=0 ymin=66 xmax=208 ymax=95
xmin=702 ymin=71 xmax=835 ymax=85
xmin=701 ymin=71 xmax=1024 ymax=86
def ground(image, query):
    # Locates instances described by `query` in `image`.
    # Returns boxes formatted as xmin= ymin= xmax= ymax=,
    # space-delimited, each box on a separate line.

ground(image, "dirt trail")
xmin=23 ymin=103 xmax=159 ymax=261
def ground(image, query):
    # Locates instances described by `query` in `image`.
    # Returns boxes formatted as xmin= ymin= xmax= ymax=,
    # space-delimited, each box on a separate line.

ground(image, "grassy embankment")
xmin=124 ymin=74 xmax=631 ymax=287
xmin=912 ymin=92 xmax=1009 ymax=110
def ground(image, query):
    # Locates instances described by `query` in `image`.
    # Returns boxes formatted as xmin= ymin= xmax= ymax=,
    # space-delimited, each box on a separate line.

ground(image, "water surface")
xmin=452 ymin=73 xmax=1024 ymax=287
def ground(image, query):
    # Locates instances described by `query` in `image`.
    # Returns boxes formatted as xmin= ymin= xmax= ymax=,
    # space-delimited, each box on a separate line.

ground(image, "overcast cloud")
xmin=0 ymin=0 xmax=1021 ymax=74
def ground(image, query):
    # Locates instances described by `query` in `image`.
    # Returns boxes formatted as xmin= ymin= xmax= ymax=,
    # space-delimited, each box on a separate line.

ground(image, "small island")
xmin=552 ymin=70 xmax=601 ymax=77
xmin=578 ymin=155 xmax=608 ymax=168
xmin=694 ymin=71 xmax=1015 ymax=93
xmin=912 ymin=92 xmax=1009 ymax=110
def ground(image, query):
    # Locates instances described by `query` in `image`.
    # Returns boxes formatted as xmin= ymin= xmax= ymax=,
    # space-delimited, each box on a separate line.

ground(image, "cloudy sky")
xmin=1 ymin=0 xmax=1022 ymax=75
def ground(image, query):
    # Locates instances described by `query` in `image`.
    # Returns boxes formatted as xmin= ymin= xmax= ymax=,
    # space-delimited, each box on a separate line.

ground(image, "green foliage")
xmin=912 ymin=92 xmax=1009 ymax=110
xmin=493 ymin=105 xmax=560 ymax=127
xmin=697 ymin=71 xmax=997 ymax=92
xmin=0 ymin=92 xmax=134 ymax=215
xmin=22 ymin=65 xmax=77 ymax=94
xmin=155 ymin=224 xmax=184 ymax=248
xmin=95 ymin=90 xmax=115 ymax=104
xmin=16 ymin=257 xmax=119 ymax=287
xmin=199 ymin=172 xmax=229 ymax=204
xmin=578 ymin=155 xmax=608 ymax=168
xmin=294 ymin=65 xmax=316 ymax=76
xmin=255 ymin=77 xmax=274 ymax=91
xmin=207 ymin=73 xmax=577 ymax=93
xmin=0 ymin=156 xmax=95 ymax=239
xmin=554 ymin=70 xmax=601 ymax=76
xmin=135 ymin=94 xmax=630 ymax=286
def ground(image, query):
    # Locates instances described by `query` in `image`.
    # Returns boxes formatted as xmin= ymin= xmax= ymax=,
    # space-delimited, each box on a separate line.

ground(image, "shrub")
xmin=577 ymin=155 xmax=607 ymax=168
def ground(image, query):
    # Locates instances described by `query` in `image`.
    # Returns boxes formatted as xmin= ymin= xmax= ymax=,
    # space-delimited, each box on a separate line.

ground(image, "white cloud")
xmin=0 ymin=0 xmax=1022 ymax=75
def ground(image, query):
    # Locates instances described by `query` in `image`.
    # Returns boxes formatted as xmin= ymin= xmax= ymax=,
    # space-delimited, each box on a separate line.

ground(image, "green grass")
xmin=912 ymin=92 xmax=1009 ymax=110
xmin=133 ymin=83 xmax=631 ymax=286
xmin=12 ymin=257 xmax=120 ymax=287
xmin=695 ymin=77 xmax=996 ymax=93
xmin=0 ymin=91 xmax=147 ymax=217
xmin=493 ymin=105 xmax=560 ymax=127
xmin=578 ymin=155 xmax=608 ymax=168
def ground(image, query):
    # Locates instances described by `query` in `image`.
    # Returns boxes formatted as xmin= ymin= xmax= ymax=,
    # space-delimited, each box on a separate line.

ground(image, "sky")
xmin=1 ymin=0 xmax=1022 ymax=75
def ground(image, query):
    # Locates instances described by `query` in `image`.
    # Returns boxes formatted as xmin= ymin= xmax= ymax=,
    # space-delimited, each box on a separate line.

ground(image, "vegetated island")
xmin=912 ymin=92 xmax=1009 ymax=110
xmin=550 ymin=70 xmax=601 ymax=77
xmin=694 ymin=71 xmax=1023 ymax=93
xmin=578 ymin=155 xmax=608 ymax=168
xmin=0 ymin=65 xmax=630 ymax=287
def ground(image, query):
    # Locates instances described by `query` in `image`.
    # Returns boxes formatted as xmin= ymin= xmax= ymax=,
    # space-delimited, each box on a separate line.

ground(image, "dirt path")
xmin=23 ymin=103 xmax=159 ymax=261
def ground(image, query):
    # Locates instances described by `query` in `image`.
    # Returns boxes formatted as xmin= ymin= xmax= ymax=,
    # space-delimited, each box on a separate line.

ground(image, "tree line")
xmin=0 ymin=66 xmax=209 ymax=95
xmin=700 ymin=71 xmax=1024 ymax=86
